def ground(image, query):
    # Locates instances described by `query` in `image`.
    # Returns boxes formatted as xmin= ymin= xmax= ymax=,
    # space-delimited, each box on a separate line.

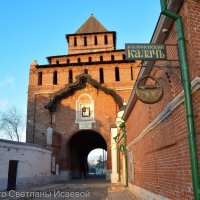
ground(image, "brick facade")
xmin=123 ymin=1 xmax=200 ymax=199
xmin=26 ymin=16 xmax=140 ymax=177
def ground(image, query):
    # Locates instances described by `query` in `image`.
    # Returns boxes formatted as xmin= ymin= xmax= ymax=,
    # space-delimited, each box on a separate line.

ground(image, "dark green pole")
xmin=160 ymin=1 xmax=200 ymax=199
xmin=119 ymin=122 xmax=128 ymax=187
xmin=117 ymin=145 xmax=121 ymax=182
xmin=114 ymin=133 xmax=121 ymax=182
xmin=124 ymin=129 xmax=128 ymax=187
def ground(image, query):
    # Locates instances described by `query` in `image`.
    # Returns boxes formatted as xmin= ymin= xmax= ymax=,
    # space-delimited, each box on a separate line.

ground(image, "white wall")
xmin=0 ymin=139 xmax=52 ymax=190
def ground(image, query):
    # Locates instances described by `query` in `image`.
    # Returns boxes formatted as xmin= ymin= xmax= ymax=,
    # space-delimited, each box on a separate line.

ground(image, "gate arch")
xmin=68 ymin=130 xmax=107 ymax=178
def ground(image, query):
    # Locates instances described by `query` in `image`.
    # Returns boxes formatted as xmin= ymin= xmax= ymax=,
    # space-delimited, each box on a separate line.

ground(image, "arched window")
xmin=74 ymin=37 xmax=77 ymax=46
xmin=76 ymin=94 xmax=94 ymax=122
xmin=88 ymin=57 xmax=92 ymax=62
xmin=38 ymin=72 xmax=42 ymax=85
xmin=122 ymin=54 xmax=126 ymax=60
xmin=84 ymin=36 xmax=87 ymax=46
xmin=100 ymin=56 xmax=103 ymax=62
xmin=56 ymin=60 xmax=59 ymax=64
xmin=78 ymin=58 xmax=81 ymax=63
xmin=94 ymin=36 xmax=98 ymax=45
xmin=111 ymin=55 xmax=115 ymax=61
xmin=99 ymin=68 xmax=104 ymax=84
xmin=67 ymin=59 xmax=70 ymax=64
xmin=69 ymin=70 xmax=73 ymax=83
xmin=115 ymin=67 xmax=120 ymax=82
xmin=104 ymin=35 xmax=108 ymax=45
xmin=53 ymin=71 xmax=58 ymax=85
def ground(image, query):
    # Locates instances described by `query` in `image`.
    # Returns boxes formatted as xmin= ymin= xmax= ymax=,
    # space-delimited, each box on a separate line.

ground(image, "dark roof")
xmin=75 ymin=15 xmax=108 ymax=34
xmin=45 ymin=73 xmax=123 ymax=111
xmin=46 ymin=49 xmax=125 ymax=61
xmin=0 ymin=139 xmax=49 ymax=150
xmin=36 ymin=59 xmax=136 ymax=69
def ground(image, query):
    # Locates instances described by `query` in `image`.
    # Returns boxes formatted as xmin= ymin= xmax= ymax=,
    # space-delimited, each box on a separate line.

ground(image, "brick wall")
xmin=26 ymin=18 xmax=140 ymax=174
xmin=68 ymin=32 xmax=115 ymax=54
xmin=125 ymin=0 xmax=200 ymax=199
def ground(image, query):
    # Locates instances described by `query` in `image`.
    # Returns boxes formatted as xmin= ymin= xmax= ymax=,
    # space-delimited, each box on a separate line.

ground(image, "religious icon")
xmin=82 ymin=106 xmax=90 ymax=117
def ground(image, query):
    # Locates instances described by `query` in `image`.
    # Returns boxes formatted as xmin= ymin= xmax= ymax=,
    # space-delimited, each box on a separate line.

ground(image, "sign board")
xmin=79 ymin=121 xmax=92 ymax=129
xmin=125 ymin=44 xmax=167 ymax=60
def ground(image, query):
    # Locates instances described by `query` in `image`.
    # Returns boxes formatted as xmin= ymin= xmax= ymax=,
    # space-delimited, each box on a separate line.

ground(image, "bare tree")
xmin=0 ymin=107 xmax=25 ymax=142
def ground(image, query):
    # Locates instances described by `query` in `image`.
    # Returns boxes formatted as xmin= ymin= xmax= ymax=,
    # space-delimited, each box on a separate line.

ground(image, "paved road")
xmin=108 ymin=190 xmax=136 ymax=200
xmin=1 ymin=178 xmax=136 ymax=200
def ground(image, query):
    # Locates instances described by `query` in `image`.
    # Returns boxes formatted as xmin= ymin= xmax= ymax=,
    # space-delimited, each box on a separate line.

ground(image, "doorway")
xmin=69 ymin=130 xmax=107 ymax=179
xmin=7 ymin=160 xmax=18 ymax=190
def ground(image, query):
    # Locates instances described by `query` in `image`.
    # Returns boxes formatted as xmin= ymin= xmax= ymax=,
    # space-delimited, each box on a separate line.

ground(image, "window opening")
xmin=104 ymin=35 xmax=108 ymax=44
xmin=38 ymin=72 xmax=42 ymax=85
xmin=53 ymin=71 xmax=58 ymax=85
xmin=74 ymin=37 xmax=77 ymax=46
xmin=115 ymin=67 xmax=120 ymax=82
xmin=69 ymin=70 xmax=73 ymax=83
xmin=100 ymin=68 xmax=104 ymax=83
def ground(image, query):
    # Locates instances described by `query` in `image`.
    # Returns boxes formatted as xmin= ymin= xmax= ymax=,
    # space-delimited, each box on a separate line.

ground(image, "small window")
xmin=38 ymin=72 xmax=42 ymax=86
xmin=122 ymin=54 xmax=126 ymax=60
xmin=131 ymin=67 xmax=133 ymax=80
xmin=82 ymin=107 xmax=90 ymax=117
xmin=69 ymin=70 xmax=73 ymax=83
xmin=53 ymin=71 xmax=58 ymax=85
xmin=84 ymin=69 xmax=88 ymax=74
xmin=84 ymin=36 xmax=87 ymax=46
xmin=100 ymin=56 xmax=103 ymax=62
xmin=88 ymin=57 xmax=92 ymax=62
xmin=111 ymin=55 xmax=115 ymax=61
xmin=94 ymin=36 xmax=98 ymax=45
xmin=67 ymin=59 xmax=70 ymax=64
xmin=115 ymin=67 xmax=120 ymax=82
xmin=56 ymin=60 xmax=59 ymax=64
xmin=99 ymin=68 xmax=104 ymax=84
xmin=78 ymin=58 xmax=81 ymax=63
xmin=104 ymin=35 xmax=108 ymax=45
xmin=74 ymin=37 xmax=77 ymax=46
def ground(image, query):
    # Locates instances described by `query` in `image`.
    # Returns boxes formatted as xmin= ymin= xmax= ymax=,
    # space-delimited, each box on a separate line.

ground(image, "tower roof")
xmin=75 ymin=15 xmax=108 ymax=34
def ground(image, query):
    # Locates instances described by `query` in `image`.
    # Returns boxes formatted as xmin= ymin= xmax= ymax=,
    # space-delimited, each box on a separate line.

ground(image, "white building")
xmin=0 ymin=139 xmax=67 ymax=191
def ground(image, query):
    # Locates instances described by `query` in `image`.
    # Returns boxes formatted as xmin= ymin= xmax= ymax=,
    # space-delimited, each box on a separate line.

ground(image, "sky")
xmin=0 ymin=0 xmax=161 ymax=141
xmin=88 ymin=148 xmax=107 ymax=164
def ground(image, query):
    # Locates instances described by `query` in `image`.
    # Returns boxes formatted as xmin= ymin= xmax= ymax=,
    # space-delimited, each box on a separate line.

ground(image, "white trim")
xmin=129 ymin=183 xmax=170 ymax=200
xmin=77 ymin=93 xmax=93 ymax=101
xmin=113 ymin=87 xmax=133 ymax=91
xmin=75 ymin=94 xmax=95 ymax=123
xmin=32 ymin=87 xmax=133 ymax=94
xmin=127 ymin=77 xmax=200 ymax=149
xmin=33 ymin=91 xmax=54 ymax=94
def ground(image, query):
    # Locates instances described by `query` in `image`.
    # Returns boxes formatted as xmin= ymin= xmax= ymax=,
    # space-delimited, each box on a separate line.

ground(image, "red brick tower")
xmin=26 ymin=15 xmax=139 ymax=179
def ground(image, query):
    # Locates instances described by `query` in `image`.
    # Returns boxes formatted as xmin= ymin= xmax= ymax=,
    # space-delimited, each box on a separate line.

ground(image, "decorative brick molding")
xmin=45 ymin=73 xmax=123 ymax=111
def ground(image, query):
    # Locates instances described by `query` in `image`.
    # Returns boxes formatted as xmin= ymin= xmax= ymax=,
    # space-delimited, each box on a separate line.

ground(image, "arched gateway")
xmin=69 ymin=130 xmax=107 ymax=178
xmin=26 ymin=15 xmax=139 ymax=181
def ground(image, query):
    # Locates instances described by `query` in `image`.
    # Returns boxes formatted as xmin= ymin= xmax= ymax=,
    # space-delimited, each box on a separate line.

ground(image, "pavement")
xmin=108 ymin=190 xmax=136 ymax=200
xmin=1 ymin=178 xmax=136 ymax=200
